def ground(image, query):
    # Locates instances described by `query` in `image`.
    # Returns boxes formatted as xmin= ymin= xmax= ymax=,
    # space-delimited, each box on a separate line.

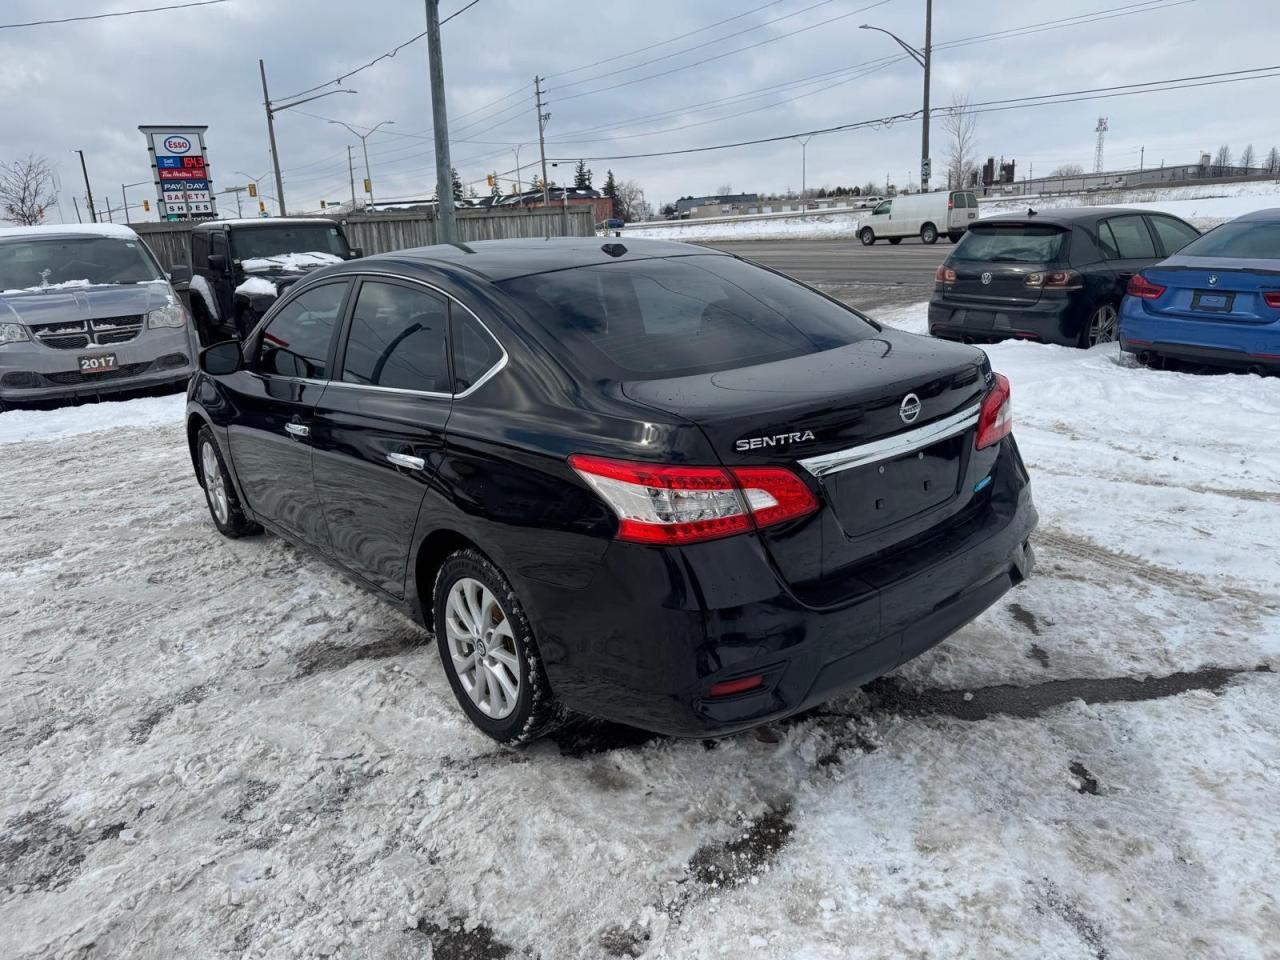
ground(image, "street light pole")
xmin=795 ymin=135 xmax=813 ymax=207
xmin=121 ymin=180 xmax=150 ymax=224
xmin=76 ymin=150 xmax=97 ymax=223
xmin=259 ymin=58 xmax=357 ymax=218
xmin=860 ymin=0 xmax=932 ymax=192
xmin=328 ymin=120 xmax=395 ymax=211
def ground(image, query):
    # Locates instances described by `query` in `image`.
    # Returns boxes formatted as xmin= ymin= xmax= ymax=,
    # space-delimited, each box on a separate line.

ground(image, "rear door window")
xmin=499 ymin=255 xmax=878 ymax=380
xmin=953 ymin=225 xmax=1067 ymax=263
xmin=341 ymin=280 xmax=451 ymax=393
xmin=451 ymin=310 xmax=504 ymax=393
xmin=951 ymin=193 xmax=967 ymax=208
xmin=1099 ymin=216 xmax=1157 ymax=259
xmin=1147 ymin=216 xmax=1200 ymax=255
xmin=257 ymin=281 xmax=347 ymax=379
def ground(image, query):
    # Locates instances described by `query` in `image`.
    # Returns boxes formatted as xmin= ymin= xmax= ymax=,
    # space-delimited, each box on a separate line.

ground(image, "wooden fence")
xmin=132 ymin=207 xmax=595 ymax=270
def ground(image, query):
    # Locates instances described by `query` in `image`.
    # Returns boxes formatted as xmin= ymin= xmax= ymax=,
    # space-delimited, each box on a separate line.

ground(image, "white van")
xmin=857 ymin=190 xmax=980 ymax=245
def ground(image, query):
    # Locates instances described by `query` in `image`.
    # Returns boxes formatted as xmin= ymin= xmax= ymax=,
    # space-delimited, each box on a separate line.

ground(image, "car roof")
xmin=1230 ymin=207 xmax=1280 ymax=223
xmin=0 ymin=223 xmax=140 ymax=241
xmin=354 ymin=237 xmax=721 ymax=282
xmin=194 ymin=217 xmax=339 ymax=230
xmin=976 ymin=206 xmax=1169 ymax=228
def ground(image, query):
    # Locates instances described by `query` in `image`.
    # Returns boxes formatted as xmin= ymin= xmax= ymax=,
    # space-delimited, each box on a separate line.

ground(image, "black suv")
xmin=188 ymin=217 xmax=361 ymax=342
xmin=187 ymin=239 xmax=1037 ymax=743
xmin=929 ymin=207 xmax=1200 ymax=347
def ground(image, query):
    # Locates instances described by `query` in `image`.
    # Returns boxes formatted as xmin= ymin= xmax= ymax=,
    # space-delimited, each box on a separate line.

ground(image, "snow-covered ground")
xmin=2 ymin=314 xmax=1278 ymax=959
xmin=627 ymin=179 xmax=1280 ymax=241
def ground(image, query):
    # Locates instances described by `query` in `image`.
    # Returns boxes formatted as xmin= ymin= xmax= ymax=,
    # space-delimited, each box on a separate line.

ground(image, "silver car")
xmin=0 ymin=224 xmax=197 ymax=408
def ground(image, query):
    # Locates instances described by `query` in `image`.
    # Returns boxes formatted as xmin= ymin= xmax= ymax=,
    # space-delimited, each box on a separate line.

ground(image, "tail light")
xmin=709 ymin=675 xmax=765 ymax=698
xmin=975 ymin=373 xmax=1012 ymax=450
xmin=1263 ymin=291 xmax=1280 ymax=308
xmin=1025 ymin=270 xmax=1082 ymax=290
xmin=1126 ymin=274 xmax=1166 ymax=300
xmin=934 ymin=265 xmax=956 ymax=284
xmin=569 ymin=455 xmax=818 ymax=545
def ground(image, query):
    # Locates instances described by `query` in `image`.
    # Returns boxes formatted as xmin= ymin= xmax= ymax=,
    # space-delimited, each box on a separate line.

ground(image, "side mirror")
xmin=349 ymin=247 xmax=364 ymax=259
xmin=168 ymin=264 xmax=192 ymax=285
xmin=207 ymin=254 xmax=227 ymax=273
xmin=199 ymin=340 xmax=244 ymax=376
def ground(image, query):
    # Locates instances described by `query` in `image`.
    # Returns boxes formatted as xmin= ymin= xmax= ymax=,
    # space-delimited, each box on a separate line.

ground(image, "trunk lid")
xmin=623 ymin=330 xmax=990 ymax=591
xmin=1143 ymin=256 xmax=1280 ymax=326
xmin=946 ymin=220 xmax=1072 ymax=309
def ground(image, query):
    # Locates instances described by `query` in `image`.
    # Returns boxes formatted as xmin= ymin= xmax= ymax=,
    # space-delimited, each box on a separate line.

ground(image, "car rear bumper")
xmin=929 ymin=293 xmax=1081 ymax=347
xmin=0 ymin=326 xmax=195 ymax=402
xmin=1119 ymin=299 xmax=1280 ymax=370
xmin=519 ymin=438 xmax=1038 ymax=737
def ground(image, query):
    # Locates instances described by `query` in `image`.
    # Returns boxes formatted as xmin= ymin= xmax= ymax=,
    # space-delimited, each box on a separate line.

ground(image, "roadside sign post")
xmin=139 ymin=125 xmax=217 ymax=221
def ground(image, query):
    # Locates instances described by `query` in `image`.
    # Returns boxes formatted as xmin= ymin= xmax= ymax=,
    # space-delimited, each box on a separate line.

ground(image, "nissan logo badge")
xmin=899 ymin=393 xmax=921 ymax=424
xmin=981 ymin=271 xmax=993 ymax=285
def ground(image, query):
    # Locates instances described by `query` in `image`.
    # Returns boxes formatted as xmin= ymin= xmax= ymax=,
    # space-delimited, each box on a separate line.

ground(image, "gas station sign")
xmin=139 ymin=124 xmax=217 ymax=220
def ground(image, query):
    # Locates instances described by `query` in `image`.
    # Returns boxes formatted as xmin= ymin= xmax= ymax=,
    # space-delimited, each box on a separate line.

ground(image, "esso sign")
xmin=163 ymin=136 xmax=192 ymax=154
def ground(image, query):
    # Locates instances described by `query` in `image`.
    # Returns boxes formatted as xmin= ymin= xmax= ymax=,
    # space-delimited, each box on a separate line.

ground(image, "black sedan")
xmin=929 ymin=206 xmax=1200 ymax=347
xmin=187 ymin=238 xmax=1037 ymax=742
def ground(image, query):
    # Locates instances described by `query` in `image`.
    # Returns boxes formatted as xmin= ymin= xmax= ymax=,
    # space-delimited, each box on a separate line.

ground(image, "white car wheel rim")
xmin=201 ymin=441 xmax=229 ymax=525
xmin=1090 ymin=304 xmax=1118 ymax=345
xmin=444 ymin=577 xmax=521 ymax=719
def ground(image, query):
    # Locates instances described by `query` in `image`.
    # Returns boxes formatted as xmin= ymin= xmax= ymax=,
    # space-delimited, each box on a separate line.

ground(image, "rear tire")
xmin=197 ymin=425 xmax=261 ymax=538
xmin=1081 ymin=302 xmax=1119 ymax=348
xmin=921 ymin=223 xmax=939 ymax=244
xmin=888 ymin=237 xmax=903 ymax=245
xmin=433 ymin=548 xmax=565 ymax=745
xmin=859 ymin=227 xmax=875 ymax=246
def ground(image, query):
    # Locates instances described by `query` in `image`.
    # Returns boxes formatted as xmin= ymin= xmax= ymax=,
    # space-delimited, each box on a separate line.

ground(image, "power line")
xmin=440 ymin=0 xmax=481 ymax=26
xmin=546 ymin=65 xmax=1280 ymax=161
xmin=0 ymin=0 xmax=227 ymax=29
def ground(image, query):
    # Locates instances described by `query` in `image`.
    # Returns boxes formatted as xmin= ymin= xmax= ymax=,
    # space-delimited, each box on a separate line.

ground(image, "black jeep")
xmin=188 ymin=218 xmax=362 ymax=342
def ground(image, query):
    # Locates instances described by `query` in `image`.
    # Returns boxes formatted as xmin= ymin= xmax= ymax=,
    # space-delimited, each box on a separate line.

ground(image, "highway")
xmin=703 ymin=238 xmax=950 ymax=311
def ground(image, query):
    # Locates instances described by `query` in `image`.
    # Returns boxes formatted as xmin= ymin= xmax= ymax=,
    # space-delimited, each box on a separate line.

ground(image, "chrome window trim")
xmin=797 ymin=403 xmax=981 ymax=478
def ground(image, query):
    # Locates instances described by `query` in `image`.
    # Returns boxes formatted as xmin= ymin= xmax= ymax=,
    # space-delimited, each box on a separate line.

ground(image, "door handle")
xmin=284 ymin=422 xmax=310 ymax=439
xmin=387 ymin=452 xmax=425 ymax=471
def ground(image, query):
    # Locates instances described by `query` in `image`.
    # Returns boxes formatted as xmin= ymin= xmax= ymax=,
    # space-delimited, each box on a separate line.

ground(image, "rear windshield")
xmin=0 ymin=235 xmax=163 ymax=292
xmin=1177 ymin=221 xmax=1280 ymax=260
xmin=499 ymin=255 xmax=879 ymax=379
xmin=953 ymin=224 xmax=1067 ymax=263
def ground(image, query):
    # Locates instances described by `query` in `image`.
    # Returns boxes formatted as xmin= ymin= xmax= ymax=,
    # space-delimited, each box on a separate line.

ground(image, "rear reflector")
xmin=1264 ymin=291 xmax=1280 ymax=308
xmin=1126 ymin=274 xmax=1166 ymax=300
xmin=976 ymin=373 xmax=1012 ymax=450
xmin=708 ymin=675 xmax=765 ymax=697
xmin=569 ymin=455 xmax=818 ymax=545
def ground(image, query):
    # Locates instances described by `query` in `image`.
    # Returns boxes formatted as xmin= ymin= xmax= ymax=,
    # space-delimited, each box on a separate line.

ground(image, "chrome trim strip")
xmin=797 ymin=404 xmax=981 ymax=478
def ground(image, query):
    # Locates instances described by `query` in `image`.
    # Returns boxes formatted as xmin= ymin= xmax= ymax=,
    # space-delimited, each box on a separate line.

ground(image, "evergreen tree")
xmin=1267 ymin=146 xmax=1280 ymax=174
xmin=450 ymin=167 xmax=464 ymax=201
xmin=603 ymin=169 xmax=619 ymax=217
xmin=573 ymin=160 xmax=593 ymax=189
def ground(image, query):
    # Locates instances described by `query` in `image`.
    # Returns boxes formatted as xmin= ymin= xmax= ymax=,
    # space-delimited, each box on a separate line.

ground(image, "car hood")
xmin=0 ymin=281 xmax=173 ymax=325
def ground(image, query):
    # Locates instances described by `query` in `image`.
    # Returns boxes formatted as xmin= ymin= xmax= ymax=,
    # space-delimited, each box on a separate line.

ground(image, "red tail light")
xmin=975 ymin=373 xmax=1012 ymax=450
xmin=1263 ymin=291 xmax=1280 ymax=308
xmin=709 ymin=675 xmax=765 ymax=697
xmin=934 ymin=265 xmax=956 ymax=284
xmin=1025 ymin=270 xmax=1082 ymax=290
xmin=1126 ymin=274 xmax=1166 ymax=300
xmin=569 ymin=455 xmax=818 ymax=545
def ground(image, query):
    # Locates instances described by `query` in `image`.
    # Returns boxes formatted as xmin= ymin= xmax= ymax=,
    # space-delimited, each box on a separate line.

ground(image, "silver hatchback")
xmin=0 ymin=224 xmax=196 ymax=407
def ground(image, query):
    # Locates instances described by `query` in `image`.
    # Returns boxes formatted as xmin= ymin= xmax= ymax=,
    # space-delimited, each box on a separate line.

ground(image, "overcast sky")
xmin=3 ymin=0 xmax=1278 ymax=222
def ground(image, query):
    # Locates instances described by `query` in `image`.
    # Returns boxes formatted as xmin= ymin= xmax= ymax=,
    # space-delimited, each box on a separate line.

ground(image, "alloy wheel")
xmin=444 ymin=577 xmax=521 ymax=719
xmin=201 ymin=440 xmax=230 ymax=525
xmin=1088 ymin=304 xmax=1118 ymax=346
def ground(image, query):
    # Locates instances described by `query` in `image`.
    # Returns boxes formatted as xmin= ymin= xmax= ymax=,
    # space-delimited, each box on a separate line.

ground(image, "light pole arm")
xmin=858 ymin=24 xmax=925 ymax=67
xmin=270 ymin=88 xmax=357 ymax=115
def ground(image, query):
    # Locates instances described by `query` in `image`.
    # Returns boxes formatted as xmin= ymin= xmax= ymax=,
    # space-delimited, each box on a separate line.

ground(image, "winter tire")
xmin=197 ymin=425 xmax=261 ymax=538
xmin=433 ymin=548 xmax=564 ymax=745
xmin=921 ymin=223 xmax=938 ymax=244
xmin=859 ymin=228 xmax=875 ymax=246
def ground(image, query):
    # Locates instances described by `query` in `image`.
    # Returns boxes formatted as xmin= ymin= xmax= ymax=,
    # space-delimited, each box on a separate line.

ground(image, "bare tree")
xmin=1239 ymin=143 xmax=1256 ymax=171
xmin=614 ymin=179 xmax=647 ymax=222
xmin=1049 ymin=163 xmax=1085 ymax=177
xmin=1212 ymin=143 xmax=1232 ymax=176
xmin=942 ymin=94 xmax=979 ymax=190
xmin=0 ymin=154 xmax=57 ymax=226
xmin=714 ymin=182 xmax=734 ymax=196
xmin=1267 ymin=146 xmax=1280 ymax=174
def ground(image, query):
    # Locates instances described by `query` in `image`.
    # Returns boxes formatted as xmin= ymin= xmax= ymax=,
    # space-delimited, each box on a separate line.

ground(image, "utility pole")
xmin=76 ymin=150 xmax=97 ymax=223
xmin=260 ymin=60 xmax=287 ymax=217
xmin=921 ymin=0 xmax=932 ymax=192
xmin=1139 ymin=145 xmax=1145 ymax=171
xmin=72 ymin=195 xmax=83 ymax=223
xmin=348 ymin=145 xmax=357 ymax=209
xmin=512 ymin=144 xmax=523 ymax=204
xmin=796 ymin=136 xmax=813 ymax=207
xmin=425 ymin=0 xmax=457 ymax=244
xmin=122 ymin=185 xmax=129 ymax=224
xmin=534 ymin=76 xmax=551 ymax=208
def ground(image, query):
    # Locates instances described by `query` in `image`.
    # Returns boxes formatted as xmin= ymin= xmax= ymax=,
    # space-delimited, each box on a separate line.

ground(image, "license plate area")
xmin=78 ymin=354 xmax=118 ymax=374
xmin=958 ymin=309 xmax=995 ymax=328
xmin=823 ymin=435 xmax=963 ymax=539
xmin=1191 ymin=290 xmax=1234 ymax=313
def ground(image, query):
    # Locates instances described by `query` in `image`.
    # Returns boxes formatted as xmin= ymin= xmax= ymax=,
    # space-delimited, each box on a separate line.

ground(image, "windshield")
xmin=230 ymin=224 xmax=350 ymax=262
xmin=0 ymin=235 xmax=164 ymax=292
xmin=1177 ymin=221 xmax=1280 ymax=260
xmin=499 ymin=254 xmax=879 ymax=380
xmin=954 ymin=225 xmax=1067 ymax=263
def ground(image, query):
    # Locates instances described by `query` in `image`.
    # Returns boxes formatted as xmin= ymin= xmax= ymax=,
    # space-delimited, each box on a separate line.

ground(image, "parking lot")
xmin=3 ymin=298 xmax=1278 ymax=959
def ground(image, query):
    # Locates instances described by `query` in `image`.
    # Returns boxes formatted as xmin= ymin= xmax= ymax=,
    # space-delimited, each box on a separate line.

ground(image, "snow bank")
xmin=626 ymin=211 xmax=863 ymax=241
xmin=241 ymin=251 xmax=343 ymax=273
xmin=981 ymin=179 xmax=1280 ymax=227
xmin=0 ymin=392 xmax=184 ymax=444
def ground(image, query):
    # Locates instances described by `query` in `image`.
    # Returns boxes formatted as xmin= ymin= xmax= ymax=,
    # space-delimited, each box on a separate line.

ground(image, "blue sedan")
xmin=1119 ymin=208 xmax=1280 ymax=374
